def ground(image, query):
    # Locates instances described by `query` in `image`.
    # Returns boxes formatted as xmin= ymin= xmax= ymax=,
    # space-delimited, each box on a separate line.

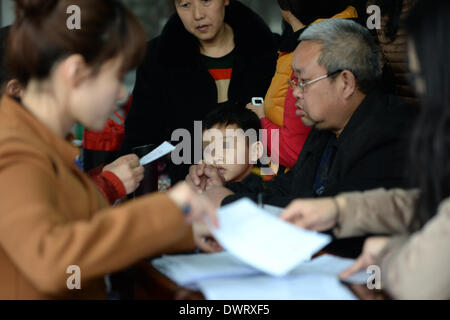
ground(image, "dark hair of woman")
xmin=169 ymin=0 xmax=235 ymax=12
xmin=8 ymin=0 xmax=147 ymax=85
xmin=405 ymin=0 xmax=450 ymax=228
xmin=373 ymin=0 xmax=404 ymax=41
xmin=0 ymin=26 xmax=11 ymax=88
xmin=276 ymin=0 xmax=350 ymax=26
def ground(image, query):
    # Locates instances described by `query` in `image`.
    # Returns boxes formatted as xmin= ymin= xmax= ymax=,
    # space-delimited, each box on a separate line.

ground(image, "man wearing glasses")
xmin=187 ymin=20 xmax=416 ymax=254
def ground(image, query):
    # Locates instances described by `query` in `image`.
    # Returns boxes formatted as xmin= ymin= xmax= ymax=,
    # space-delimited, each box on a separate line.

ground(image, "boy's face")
xmin=202 ymin=124 xmax=255 ymax=182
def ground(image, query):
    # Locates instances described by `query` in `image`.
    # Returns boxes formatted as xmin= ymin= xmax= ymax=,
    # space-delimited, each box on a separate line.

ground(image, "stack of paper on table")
xmin=152 ymin=252 xmax=369 ymax=299
xmin=197 ymin=272 xmax=358 ymax=300
xmin=152 ymin=251 xmax=257 ymax=289
xmin=151 ymin=199 xmax=368 ymax=299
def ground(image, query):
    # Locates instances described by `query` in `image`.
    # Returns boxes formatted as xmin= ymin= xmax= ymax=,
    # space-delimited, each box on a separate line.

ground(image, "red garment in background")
xmin=261 ymin=85 xmax=312 ymax=168
xmin=82 ymin=96 xmax=133 ymax=204
xmin=82 ymin=96 xmax=132 ymax=151
xmin=87 ymin=164 xmax=127 ymax=205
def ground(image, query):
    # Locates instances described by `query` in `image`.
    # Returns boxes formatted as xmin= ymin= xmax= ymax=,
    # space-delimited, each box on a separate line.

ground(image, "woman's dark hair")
xmin=170 ymin=0 xmax=235 ymax=13
xmin=0 ymin=26 xmax=11 ymax=90
xmin=405 ymin=0 xmax=450 ymax=228
xmin=276 ymin=0 xmax=350 ymax=26
xmin=8 ymin=0 xmax=147 ymax=85
xmin=373 ymin=0 xmax=404 ymax=41
xmin=168 ymin=0 xmax=176 ymax=12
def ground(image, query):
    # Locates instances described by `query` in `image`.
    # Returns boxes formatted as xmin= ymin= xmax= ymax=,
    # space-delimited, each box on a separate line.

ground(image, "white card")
xmin=139 ymin=141 xmax=175 ymax=166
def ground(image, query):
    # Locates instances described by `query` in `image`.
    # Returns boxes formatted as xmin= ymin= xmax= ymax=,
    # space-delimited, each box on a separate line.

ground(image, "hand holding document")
xmin=139 ymin=141 xmax=175 ymax=166
xmin=210 ymin=199 xmax=332 ymax=276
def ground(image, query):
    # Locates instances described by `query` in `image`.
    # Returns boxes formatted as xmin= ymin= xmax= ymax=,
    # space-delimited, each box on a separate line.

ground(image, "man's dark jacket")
xmin=224 ymin=90 xmax=416 ymax=208
xmin=119 ymin=0 xmax=277 ymax=183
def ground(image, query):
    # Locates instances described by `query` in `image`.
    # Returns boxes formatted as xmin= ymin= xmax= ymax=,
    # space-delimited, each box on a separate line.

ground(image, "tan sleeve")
xmin=333 ymin=188 xmax=420 ymax=238
xmin=375 ymin=200 xmax=450 ymax=299
xmin=0 ymin=149 xmax=192 ymax=296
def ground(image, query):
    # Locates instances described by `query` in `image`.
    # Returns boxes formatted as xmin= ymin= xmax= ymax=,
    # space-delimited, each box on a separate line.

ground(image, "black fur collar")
xmin=157 ymin=0 xmax=275 ymax=67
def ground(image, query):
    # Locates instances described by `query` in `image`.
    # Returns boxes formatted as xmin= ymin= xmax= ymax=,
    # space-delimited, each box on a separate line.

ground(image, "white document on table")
xmin=197 ymin=273 xmax=357 ymax=300
xmin=139 ymin=141 xmax=175 ymax=166
xmin=152 ymin=252 xmax=368 ymax=287
xmin=291 ymin=254 xmax=369 ymax=285
xmin=152 ymin=252 xmax=258 ymax=288
xmin=210 ymin=198 xmax=332 ymax=277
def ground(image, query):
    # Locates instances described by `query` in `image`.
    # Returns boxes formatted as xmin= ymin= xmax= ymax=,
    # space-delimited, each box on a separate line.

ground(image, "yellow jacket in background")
xmin=264 ymin=6 xmax=358 ymax=126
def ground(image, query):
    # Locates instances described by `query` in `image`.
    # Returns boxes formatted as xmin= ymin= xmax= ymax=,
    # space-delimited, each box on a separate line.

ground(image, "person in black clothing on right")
xmin=187 ymin=19 xmax=416 ymax=257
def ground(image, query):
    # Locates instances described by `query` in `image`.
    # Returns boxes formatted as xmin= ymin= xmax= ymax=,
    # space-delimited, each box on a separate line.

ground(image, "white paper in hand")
xmin=139 ymin=141 xmax=175 ymax=166
xmin=211 ymin=199 xmax=332 ymax=277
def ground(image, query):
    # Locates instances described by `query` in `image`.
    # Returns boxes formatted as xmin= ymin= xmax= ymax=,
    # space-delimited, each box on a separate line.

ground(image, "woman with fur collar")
xmin=120 ymin=0 xmax=277 ymax=184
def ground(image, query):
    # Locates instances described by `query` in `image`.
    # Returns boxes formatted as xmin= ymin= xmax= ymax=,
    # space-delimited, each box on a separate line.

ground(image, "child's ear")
xmin=249 ymin=141 xmax=264 ymax=163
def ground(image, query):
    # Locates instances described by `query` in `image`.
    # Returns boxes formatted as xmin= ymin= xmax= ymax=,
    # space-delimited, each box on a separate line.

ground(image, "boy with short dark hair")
xmin=202 ymin=104 xmax=269 ymax=184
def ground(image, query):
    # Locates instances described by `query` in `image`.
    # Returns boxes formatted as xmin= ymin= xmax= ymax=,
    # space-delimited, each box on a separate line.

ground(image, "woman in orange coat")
xmin=0 ymin=0 xmax=216 ymax=299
